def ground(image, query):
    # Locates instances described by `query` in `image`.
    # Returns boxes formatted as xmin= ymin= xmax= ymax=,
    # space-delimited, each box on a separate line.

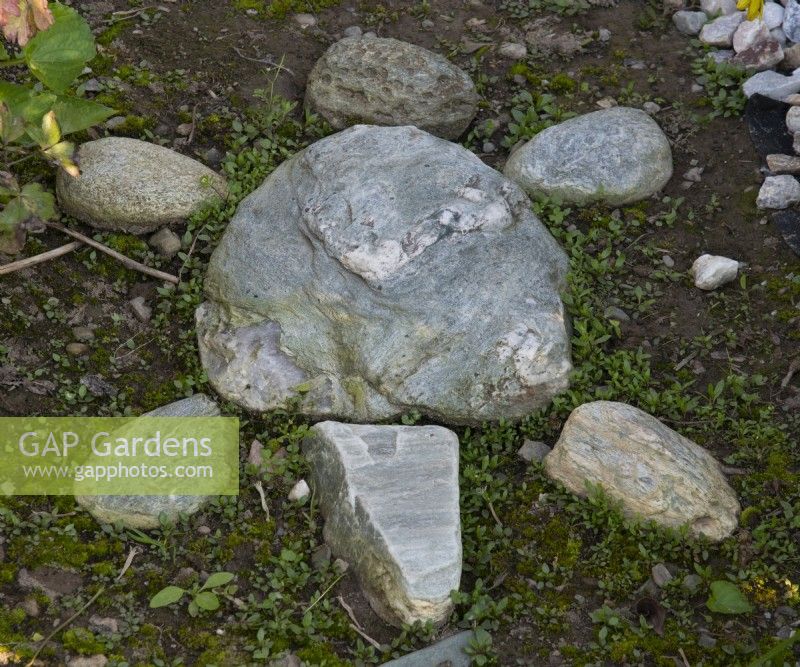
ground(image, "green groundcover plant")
xmin=0 ymin=1 xmax=115 ymax=250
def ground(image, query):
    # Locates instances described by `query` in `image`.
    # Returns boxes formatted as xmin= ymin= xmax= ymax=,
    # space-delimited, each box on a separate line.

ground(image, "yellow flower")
xmin=737 ymin=0 xmax=764 ymax=21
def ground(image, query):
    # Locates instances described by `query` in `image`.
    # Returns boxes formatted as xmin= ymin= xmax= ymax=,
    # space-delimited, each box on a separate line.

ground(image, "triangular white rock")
xmin=303 ymin=421 xmax=462 ymax=626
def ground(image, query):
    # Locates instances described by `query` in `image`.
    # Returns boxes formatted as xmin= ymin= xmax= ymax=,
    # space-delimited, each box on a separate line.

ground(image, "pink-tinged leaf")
xmin=29 ymin=0 xmax=52 ymax=31
xmin=0 ymin=0 xmax=21 ymax=26
xmin=2 ymin=0 xmax=54 ymax=46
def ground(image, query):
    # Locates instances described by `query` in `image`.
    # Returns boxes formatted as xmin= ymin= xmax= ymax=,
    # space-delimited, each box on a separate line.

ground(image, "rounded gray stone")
xmin=503 ymin=107 xmax=673 ymax=207
xmin=56 ymin=137 xmax=228 ymax=234
xmin=76 ymin=394 xmax=222 ymax=529
xmin=305 ymin=37 xmax=479 ymax=140
xmin=197 ymin=125 xmax=572 ymax=425
xmin=673 ymin=11 xmax=709 ymax=36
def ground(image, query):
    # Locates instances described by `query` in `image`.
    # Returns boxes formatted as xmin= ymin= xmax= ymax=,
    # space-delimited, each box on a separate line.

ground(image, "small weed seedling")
xmin=150 ymin=571 xmax=235 ymax=616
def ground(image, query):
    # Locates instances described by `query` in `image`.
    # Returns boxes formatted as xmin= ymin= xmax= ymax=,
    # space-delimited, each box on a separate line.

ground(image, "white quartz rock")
xmin=691 ymin=254 xmax=740 ymax=290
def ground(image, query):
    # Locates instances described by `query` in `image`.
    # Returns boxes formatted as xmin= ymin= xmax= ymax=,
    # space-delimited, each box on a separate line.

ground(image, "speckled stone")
xmin=56 ymin=138 xmax=227 ymax=234
xmin=305 ymin=37 xmax=478 ymax=139
xmin=544 ymin=401 xmax=740 ymax=541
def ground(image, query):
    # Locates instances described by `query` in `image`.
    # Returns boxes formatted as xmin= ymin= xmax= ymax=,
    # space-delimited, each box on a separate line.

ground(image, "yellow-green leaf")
xmin=41 ymin=109 xmax=60 ymax=146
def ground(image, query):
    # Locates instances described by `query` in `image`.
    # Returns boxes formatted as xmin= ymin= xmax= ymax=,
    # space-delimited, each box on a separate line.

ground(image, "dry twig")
xmin=254 ymin=480 xmax=270 ymax=519
xmin=46 ymin=222 xmax=179 ymax=284
xmin=26 ymin=548 xmax=140 ymax=666
xmin=0 ymin=241 xmax=81 ymax=277
xmin=337 ymin=596 xmax=382 ymax=650
xmin=233 ymin=46 xmax=295 ymax=77
xmin=781 ymin=357 xmax=800 ymax=389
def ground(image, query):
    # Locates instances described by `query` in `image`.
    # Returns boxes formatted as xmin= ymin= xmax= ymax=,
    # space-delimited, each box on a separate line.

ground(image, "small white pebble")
xmin=691 ymin=254 xmax=739 ymax=291
xmin=288 ymin=479 xmax=310 ymax=501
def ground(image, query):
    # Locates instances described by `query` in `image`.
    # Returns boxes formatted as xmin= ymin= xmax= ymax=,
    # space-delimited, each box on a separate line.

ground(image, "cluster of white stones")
xmin=667 ymin=3 xmax=800 ymax=225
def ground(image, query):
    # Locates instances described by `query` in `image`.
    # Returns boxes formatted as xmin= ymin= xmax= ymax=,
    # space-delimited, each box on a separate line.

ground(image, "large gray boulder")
xmin=503 ymin=107 xmax=673 ymax=206
xmin=76 ymin=394 xmax=222 ymax=529
xmin=196 ymin=125 xmax=572 ymax=425
xmin=544 ymin=401 xmax=740 ymax=542
xmin=56 ymin=137 xmax=228 ymax=234
xmin=305 ymin=37 xmax=479 ymax=140
xmin=303 ymin=421 xmax=461 ymax=627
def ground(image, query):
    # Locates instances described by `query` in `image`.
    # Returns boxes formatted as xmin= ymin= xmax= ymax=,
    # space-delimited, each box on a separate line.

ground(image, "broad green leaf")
xmin=51 ymin=97 xmax=115 ymax=135
xmin=0 ymin=197 xmax=31 ymax=231
xmin=0 ymin=43 xmax=9 ymax=61
xmin=0 ymin=84 xmax=114 ymax=137
xmin=23 ymin=4 xmax=95 ymax=93
xmin=706 ymin=580 xmax=753 ymax=615
xmin=149 ymin=585 xmax=185 ymax=608
xmin=0 ymin=82 xmax=57 ymax=125
xmin=193 ymin=591 xmax=220 ymax=611
xmin=18 ymin=183 xmax=55 ymax=220
xmin=0 ymin=103 xmax=25 ymax=144
xmin=0 ymin=183 xmax=55 ymax=231
xmin=201 ymin=572 xmax=234 ymax=591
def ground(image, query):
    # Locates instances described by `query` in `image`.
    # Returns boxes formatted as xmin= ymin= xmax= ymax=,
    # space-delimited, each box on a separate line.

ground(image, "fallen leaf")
xmin=635 ymin=596 xmax=666 ymax=636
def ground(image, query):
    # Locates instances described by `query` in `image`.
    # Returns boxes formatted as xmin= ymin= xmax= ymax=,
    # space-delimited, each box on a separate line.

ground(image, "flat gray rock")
xmin=76 ymin=394 xmax=222 ymax=529
xmin=673 ymin=11 xmax=708 ymax=35
xmin=305 ymin=37 xmax=478 ymax=140
xmin=699 ymin=12 xmax=745 ymax=47
xmin=544 ymin=401 xmax=740 ymax=542
xmin=197 ymin=125 xmax=571 ymax=425
xmin=784 ymin=0 xmax=800 ymax=42
xmin=381 ymin=631 xmax=474 ymax=666
xmin=757 ymin=174 xmax=800 ymax=208
xmin=303 ymin=421 xmax=461 ymax=627
xmin=503 ymin=107 xmax=672 ymax=206
xmin=56 ymin=137 xmax=228 ymax=234
xmin=743 ymin=69 xmax=800 ymax=100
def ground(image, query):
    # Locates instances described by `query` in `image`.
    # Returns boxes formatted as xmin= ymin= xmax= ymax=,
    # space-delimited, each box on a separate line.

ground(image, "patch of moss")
xmin=93 ymin=90 xmax=130 ymax=114
xmin=236 ymin=0 xmax=341 ymax=19
xmin=0 ymin=606 xmax=25 ymax=642
xmin=62 ymin=627 xmax=105 ymax=655
xmin=96 ymin=20 xmax=131 ymax=47
xmin=296 ymin=642 xmax=350 ymax=666
xmin=8 ymin=530 xmax=122 ymax=568
xmin=507 ymin=62 xmax=543 ymax=86
xmin=177 ymin=628 xmax=221 ymax=652
xmin=549 ymin=73 xmax=577 ymax=94
xmin=111 ymin=115 xmax=156 ymax=137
